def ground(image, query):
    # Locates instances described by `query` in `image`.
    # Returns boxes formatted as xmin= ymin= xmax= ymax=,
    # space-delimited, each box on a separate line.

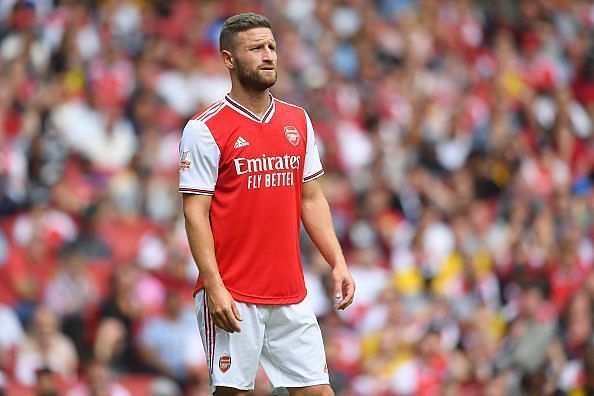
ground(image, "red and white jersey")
xmin=179 ymin=94 xmax=324 ymax=304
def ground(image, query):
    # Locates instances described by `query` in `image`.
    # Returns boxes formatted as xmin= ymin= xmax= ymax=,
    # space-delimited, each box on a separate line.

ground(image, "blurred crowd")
xmin=0 ymin=0 xmax=593 ymax=395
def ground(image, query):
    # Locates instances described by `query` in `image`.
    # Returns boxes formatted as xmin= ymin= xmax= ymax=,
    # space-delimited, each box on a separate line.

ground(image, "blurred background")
xmin=0 ymin=0 xmax=593 ymax=395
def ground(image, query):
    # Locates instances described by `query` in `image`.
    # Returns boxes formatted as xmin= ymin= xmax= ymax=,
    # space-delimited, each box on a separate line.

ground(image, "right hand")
xmin=205 ymin=284 xmax=242 ymax=333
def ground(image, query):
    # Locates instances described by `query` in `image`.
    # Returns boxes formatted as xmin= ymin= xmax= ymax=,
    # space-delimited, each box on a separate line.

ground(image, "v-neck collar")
xmin=224 ymin=93 xmax=275 ymax=124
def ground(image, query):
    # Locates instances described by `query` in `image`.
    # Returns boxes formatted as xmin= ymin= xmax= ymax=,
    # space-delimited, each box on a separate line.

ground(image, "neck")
xmin=228 ymin=87 xmax=271 ymax=118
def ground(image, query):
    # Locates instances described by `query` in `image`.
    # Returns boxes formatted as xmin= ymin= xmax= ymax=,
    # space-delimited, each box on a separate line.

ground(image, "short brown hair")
xmin=219 ymin=13 xmax=272 ymax=51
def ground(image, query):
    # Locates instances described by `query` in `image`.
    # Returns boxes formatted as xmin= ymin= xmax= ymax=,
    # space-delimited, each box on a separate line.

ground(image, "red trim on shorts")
xmin=211 ymin=316 xmax=215 ymax=375
xmin=203 ymin=294 xmax=211 ymax=374
xmin=204 ymin=294 xmax=215 ymax=375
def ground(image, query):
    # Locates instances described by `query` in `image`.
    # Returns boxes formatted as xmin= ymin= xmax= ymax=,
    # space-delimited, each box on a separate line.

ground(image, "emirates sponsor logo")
xmin=234 ymin=154 xmax=300 ymax=190
xmin=284 ymin=126 xmax=300 ymax=146
xmin=219 ymin=355 xmax=231 ymax=373
xmin=234 ymin=154 xmax=300 ymax=175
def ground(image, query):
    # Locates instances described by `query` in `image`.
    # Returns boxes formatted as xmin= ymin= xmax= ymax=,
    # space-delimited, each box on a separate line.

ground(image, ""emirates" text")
xmin=234 ymin=154 xmax=300 ymax=175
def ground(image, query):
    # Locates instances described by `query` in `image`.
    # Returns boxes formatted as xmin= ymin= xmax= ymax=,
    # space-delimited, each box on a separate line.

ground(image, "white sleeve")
xmin=178 ymin=119 xmax=220 ymax=195
xmin=303 ymin=111 xmax=324 ymax=182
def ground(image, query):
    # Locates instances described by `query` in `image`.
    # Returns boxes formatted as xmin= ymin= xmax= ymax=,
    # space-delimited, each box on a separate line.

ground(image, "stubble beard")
xmin=235 ymin=59 xmax=277 ymax=92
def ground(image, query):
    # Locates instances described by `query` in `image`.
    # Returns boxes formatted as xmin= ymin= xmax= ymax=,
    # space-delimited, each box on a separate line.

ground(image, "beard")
xmin=235 ymin=59 xmax=277 ymax=91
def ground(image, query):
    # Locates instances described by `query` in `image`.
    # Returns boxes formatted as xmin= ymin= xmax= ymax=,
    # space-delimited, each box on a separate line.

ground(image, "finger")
xmin=335 ymin=283 xmax=355 ymax=310
xmin=213 ymin=312 xmax=236 ymax=333
xmin=333 ymin=282 xmax=345 ymax=310
xmin=225 ymin=309 xmax=241 ymax=333
xmin=339 ymin=299 xmax=353 ymax=310
xmin=337 ymin=296 xmax=354 ymax=310
xmin=213 ymin=315 xmax=233 ymax=333
xmin=231 ymin=302 xmax=243 ymax=322
xmin=336 ymin=294 xmax=353 ymax=310
xmin=333 ymin=280 xmax=343 ymax=303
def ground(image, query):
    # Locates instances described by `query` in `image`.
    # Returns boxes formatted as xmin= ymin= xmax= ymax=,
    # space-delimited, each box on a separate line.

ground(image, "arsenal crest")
xmin=284 ymin=126 xmax=300 ymax=146
xmin=219 ymin=355 xmax=231 ymax=373
xmin=179 ymin=150 xmax=192 ymax=173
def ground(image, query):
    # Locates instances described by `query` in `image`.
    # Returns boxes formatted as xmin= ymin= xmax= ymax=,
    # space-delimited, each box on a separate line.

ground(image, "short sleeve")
xmin=178 ymin=120 xmax=220 ymax=195
xmin=303 ymin=111 xmax=324 ymax=182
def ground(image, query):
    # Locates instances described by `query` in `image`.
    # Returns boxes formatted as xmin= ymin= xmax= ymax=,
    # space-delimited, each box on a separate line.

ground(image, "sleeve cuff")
xmin=179 ymin=187 xmax=215 ymax=195
xmin=303 ymin=169 xmax=324 ymax=182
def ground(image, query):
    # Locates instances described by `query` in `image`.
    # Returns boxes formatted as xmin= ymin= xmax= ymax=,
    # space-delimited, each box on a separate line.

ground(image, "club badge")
xmin=219 ymin=355 xmax=231 ymax=373
xmin=284 ymin=126 xmax=300 ymax=146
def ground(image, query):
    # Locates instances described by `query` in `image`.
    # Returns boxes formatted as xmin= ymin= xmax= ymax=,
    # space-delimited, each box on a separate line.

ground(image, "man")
xmin=179 ymin=13 xmax=355 ymax=396
xmin=138 ymin=291 xmax=201 ymax=382
xmin=66 ymin=360 xmax=130 ymax=396
xmin=15 ymin=306 xmax=78 ymax=386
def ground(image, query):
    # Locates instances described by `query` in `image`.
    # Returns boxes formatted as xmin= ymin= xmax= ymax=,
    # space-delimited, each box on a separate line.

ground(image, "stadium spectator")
xmin=34 ymin=367 xmax=59 ymax=396
xmin=14 ymin=306 xmax=78 ymax=386
xmin=138 ymin=291 xmax=201 ymax=383
xmin=95 ymin=264 xmax=143 ymax=374
xmin=66 ymin=359 xmax=130 ymax=396
xmin=43 ymin=244 xmax=99 ymax=359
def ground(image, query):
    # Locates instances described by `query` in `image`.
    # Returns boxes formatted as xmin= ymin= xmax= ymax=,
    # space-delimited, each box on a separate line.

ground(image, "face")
xmin=226 ymin=27 xmax=277 ymax=91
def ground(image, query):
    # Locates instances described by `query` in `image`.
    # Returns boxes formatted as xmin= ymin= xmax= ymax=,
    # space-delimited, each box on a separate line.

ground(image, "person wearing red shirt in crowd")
xmin=179 ymin=13 xmax=355 ymax=396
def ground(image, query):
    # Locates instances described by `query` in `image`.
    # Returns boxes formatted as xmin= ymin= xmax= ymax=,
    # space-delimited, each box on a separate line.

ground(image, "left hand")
xmin=332 ymin=265 xmax=355 ymax=310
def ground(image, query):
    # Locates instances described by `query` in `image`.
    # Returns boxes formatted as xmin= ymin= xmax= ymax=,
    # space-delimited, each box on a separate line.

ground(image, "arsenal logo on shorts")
xmin=219 ymin=355 xmax=231 ymax=373
xmin=284 ymin=126 xmax=300 ymax=146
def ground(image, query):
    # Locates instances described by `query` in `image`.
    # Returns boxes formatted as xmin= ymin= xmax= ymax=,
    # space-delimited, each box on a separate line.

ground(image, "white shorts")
xmin=194 ymin=290 xmax=329 ymax=393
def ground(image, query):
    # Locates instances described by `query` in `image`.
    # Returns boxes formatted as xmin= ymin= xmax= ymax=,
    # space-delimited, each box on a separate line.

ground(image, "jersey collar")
xmin=224 ymin=93 xmax=275 ymax=124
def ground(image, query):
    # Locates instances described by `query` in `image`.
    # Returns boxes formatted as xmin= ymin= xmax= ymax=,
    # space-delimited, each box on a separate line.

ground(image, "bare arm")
xmin=182 ymin=194 xmax=241 ymax=332
xmin=301 ymin=179 xmax=355 ymax=310
xmin=138 ymin=345 xmax=173 ymax=377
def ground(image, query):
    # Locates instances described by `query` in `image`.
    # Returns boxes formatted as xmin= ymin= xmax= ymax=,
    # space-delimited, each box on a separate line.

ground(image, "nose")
xmin=262 ymin=47 xmax=275 ymax=62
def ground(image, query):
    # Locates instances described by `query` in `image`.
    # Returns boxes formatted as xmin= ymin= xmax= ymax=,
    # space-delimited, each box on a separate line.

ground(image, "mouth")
xmin=259 ymin=65 xmax=276 ymax=71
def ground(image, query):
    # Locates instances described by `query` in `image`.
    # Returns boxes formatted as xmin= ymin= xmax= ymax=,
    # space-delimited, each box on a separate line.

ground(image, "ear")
xmin=221 ymin=50 xmax=235 ymax=70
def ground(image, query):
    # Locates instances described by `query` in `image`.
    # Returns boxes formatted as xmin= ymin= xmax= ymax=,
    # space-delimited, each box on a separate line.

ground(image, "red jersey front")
xmin=179 ymin=94 xmax=324 ymax=304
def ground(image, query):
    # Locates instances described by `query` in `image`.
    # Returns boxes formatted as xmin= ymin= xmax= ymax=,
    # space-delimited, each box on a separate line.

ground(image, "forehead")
xmin=235 ymin=27 xmax=275 ymax=46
